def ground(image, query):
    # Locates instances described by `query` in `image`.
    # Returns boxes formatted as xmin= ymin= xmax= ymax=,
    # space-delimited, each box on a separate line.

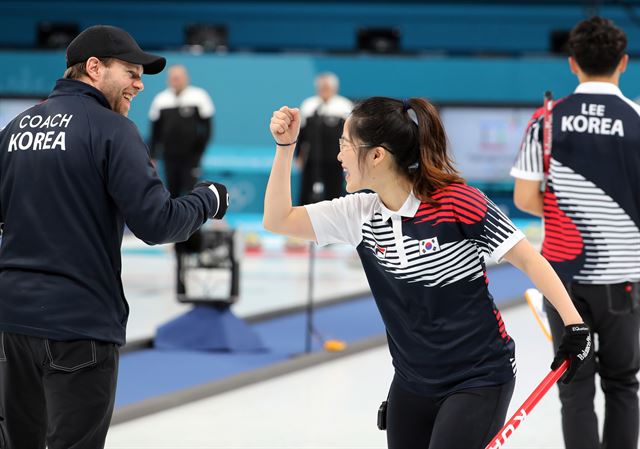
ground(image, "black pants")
xmin=0 ymin=332 xmax=119 ymax=449
xmin=385 ymin=375 xmax=515 ymax=449
xmin=545 ymin=282 xmax=640 ymax=449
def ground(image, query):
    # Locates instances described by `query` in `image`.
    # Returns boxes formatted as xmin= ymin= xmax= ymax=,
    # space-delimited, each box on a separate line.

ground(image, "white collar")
xmin=574 ymin=81 xmax=622 ymax=96
xmin=378 ymin=191 xmax=421 ymax=222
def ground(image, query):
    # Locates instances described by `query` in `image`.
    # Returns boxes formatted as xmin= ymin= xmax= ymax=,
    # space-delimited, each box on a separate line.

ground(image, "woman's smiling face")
xmin=337 ymin=119 xmax=365 ymax=193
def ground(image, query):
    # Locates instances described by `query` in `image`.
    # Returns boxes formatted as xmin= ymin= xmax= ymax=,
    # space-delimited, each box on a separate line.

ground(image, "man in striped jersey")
xmin=512 ymin=16 xmax=640 ymax=449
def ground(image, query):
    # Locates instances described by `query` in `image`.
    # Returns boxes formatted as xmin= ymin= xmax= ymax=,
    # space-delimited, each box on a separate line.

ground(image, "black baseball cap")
xmin=66 ymin=25 xmax=166 ymax=75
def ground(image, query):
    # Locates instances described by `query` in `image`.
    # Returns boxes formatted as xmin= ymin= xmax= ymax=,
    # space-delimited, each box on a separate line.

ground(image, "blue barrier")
xmin=3 ymin=2 xmax=640 ymax=54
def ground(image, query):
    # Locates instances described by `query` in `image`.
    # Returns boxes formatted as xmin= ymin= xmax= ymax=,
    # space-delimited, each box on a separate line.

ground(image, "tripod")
xmin=301 ymin=109 xmax=347 ymax=353
xmin=305 ymin=182 xmax=323 ymax=353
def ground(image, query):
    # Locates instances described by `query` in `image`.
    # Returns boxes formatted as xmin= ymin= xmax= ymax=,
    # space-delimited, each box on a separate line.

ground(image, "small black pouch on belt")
xmin=377 ymin=400 xmax=388 ymax=431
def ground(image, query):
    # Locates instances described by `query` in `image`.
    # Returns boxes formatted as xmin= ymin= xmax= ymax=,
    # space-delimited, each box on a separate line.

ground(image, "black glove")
xmin=551 ymin=323 xmax=592 ymax=384
xmin=194 ymin=181 xmax=229 ymax=219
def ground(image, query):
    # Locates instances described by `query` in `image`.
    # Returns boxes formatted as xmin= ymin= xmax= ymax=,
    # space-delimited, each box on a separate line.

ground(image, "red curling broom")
xmin=484 ymin=360 xmax=569 ymax=449
xmin=486 ymin=91 xmax=563 ymax=449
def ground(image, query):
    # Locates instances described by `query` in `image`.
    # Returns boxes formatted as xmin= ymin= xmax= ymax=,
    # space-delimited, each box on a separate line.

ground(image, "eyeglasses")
xmin=339 ymin=137 xmax=395 ymax=156
xmin=339 ymin=137 xmax=369 ymax=153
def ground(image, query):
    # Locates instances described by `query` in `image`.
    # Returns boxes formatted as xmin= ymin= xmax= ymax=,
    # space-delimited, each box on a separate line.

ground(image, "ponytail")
xmin=348 ymin=96 xmax=463 ymax=206
xmin=405 ymin=98 xmax=464 ymax=205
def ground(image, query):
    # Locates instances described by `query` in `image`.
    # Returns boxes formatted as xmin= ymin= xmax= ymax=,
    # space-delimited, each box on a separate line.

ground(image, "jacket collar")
xmin=574 ymin=81 xmax=623 ymax=96
xmin=48 ymin=78 xmax=112 ymax=110
xmin=378 ymin=191 xmax=421 ymax=222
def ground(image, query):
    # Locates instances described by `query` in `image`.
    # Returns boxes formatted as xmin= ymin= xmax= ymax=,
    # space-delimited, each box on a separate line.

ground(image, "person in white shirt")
xmin=264 ymin=96 xmax=590 ymax=449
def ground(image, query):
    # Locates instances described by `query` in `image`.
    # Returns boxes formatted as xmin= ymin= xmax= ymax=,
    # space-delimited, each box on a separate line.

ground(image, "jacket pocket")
xmin=44 ymin=339 xmax=97 ymax=372
xmin=607 ymin=283 xmax=640 ymax=315
xmin=117 ymin=274 xmax=130 ymax=326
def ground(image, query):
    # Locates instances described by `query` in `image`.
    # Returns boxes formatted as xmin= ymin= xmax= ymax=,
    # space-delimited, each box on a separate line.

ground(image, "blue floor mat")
xmin=116 ymin=296 xmax=383 ymax=407
xmin=115 ymin=264 xmax=532 ymax=409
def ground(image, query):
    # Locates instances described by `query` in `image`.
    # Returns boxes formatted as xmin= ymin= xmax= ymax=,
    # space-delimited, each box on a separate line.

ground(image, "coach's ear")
xmin=85 ymin=56 xmax=104 ymax=82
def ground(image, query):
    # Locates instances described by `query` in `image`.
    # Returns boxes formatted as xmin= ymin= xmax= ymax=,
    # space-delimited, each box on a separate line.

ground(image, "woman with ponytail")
xmin=264 ymin=97 xmax=590 ymax=449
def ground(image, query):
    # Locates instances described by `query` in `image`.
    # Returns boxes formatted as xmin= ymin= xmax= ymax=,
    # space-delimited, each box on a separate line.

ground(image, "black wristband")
xmin=275 ymin=139 xmax=297 ymax=147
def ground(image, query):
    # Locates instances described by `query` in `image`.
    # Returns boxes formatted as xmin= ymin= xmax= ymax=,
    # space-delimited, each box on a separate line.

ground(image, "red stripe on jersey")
xmin=528 ymin=105 xmax=546 ymax=123
xmin=541 ymin=190 xmax=584 ymax=262
xmin=526 ymin=97 xmax=567 ymax=129
xmin=415 ymin=184 xmax=487 ymax=225
xmin=493 ymin=309 xmax=511 ymax=342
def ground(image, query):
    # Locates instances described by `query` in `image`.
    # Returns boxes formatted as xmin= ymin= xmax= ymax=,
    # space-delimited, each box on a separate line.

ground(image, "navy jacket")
xmin=0 ymin=79 xmax=220 ymax=345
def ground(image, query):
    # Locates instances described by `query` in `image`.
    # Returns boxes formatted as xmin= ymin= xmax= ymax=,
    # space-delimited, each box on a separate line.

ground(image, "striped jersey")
xmin=511 ymin=82 xmax=640 ymax=284
xmin=305 ymin=184 xmax=524 ymax=395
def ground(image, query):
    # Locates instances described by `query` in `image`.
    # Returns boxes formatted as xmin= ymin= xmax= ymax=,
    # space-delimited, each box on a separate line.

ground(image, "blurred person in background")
xmin=512 ymin=16 xmax=640 ymax=449
xmin=265 ymin=97 xmax=590 ymax=449
xmin=296 ymin=72 xmax=353 ymax=204
xmin=148 ymin=64 xmax=215 ymax=297
xmin=0 ymin=26 xmax=228 ymax=449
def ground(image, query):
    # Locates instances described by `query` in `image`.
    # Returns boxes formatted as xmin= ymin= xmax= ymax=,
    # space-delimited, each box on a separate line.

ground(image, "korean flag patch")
xmin=419 ymin=237 xmax=440 ymax=255
xmin=374 ymin=244 xmax=387 ymax=259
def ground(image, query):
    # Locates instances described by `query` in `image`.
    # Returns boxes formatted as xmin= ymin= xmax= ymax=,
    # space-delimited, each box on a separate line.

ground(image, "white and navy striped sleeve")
xmin=510 ymin=109 xmax=545 ymax=181
xmin=473 ymin=192 xmax=525 ymax=263
xmin=304 ymin=193 xmax=377 ymax=247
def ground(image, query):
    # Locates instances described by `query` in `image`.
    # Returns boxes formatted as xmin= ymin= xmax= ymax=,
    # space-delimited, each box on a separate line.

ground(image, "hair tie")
xmin=401 ymin=99 xmax=419 ymax=126
xmin=407 ymin=108 xmax=419 ymax=126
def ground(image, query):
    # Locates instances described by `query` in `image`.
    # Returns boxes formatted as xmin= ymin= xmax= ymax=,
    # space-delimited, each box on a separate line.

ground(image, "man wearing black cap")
xmin=0 ymin=25 xmax=229 ymax=449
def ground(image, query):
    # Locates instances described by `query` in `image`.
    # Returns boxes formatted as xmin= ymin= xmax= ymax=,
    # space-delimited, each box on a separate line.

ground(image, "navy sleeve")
xmin=100 ymin=118 xmax=218 ymax=245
